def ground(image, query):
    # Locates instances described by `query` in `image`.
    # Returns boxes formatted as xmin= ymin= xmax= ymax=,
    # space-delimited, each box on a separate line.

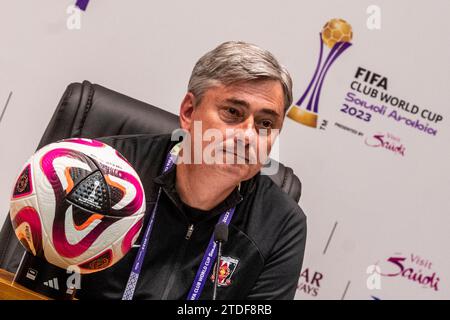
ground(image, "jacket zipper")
xmin=161 ymin=223 xmax=194 ymax=299
xmin=185 ymin=224 xmax=194 ymax=240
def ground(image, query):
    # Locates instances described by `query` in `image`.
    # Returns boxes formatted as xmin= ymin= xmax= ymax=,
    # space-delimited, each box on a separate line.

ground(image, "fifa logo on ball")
xmin=288 ymin=19 xmax=353 ymax=128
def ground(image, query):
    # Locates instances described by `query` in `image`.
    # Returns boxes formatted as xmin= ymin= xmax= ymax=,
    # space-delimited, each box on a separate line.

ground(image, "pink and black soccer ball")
xmin=9 ymin=138 xmax=146 ymax=274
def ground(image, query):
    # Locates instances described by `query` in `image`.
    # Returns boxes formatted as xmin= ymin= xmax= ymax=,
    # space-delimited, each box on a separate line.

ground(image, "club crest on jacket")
xmin=210 ymin=256 xmax=239 ymax=287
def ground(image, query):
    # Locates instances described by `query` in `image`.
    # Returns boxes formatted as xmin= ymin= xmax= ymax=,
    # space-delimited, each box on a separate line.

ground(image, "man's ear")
xmin=179 ymin=92 xmax=196 ymax=131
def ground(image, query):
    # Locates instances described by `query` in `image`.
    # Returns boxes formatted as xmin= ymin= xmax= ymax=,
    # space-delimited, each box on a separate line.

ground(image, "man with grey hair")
xmin=78 ymin=41 xmax=307 ymax=300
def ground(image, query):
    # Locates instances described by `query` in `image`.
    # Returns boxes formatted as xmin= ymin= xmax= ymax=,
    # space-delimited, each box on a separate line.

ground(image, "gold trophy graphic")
xmin=288 ymin=18 xmax=353 ymax=128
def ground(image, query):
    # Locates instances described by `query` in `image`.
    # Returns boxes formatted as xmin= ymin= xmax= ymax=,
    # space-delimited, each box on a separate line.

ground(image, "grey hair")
xmin=188 ymin=41 xmax=293 ymax=112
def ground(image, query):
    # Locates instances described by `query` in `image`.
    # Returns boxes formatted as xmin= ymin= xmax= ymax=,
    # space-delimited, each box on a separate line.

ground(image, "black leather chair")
xmin=0 ymin=80 xmax=302 ymax=273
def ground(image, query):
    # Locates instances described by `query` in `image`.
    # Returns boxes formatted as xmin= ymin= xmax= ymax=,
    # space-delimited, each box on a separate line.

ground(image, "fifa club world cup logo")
xmin=288 ymin=18 xmax=353 ymax=128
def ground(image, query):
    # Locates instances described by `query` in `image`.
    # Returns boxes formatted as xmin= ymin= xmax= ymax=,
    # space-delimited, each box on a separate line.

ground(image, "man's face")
xmin=179 ymin=79 xmax=285 ymax=183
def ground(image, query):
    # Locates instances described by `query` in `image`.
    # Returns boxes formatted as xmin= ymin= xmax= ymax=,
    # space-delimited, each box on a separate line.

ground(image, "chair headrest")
xmin=39 ymin=80 xmax=179 ymax=147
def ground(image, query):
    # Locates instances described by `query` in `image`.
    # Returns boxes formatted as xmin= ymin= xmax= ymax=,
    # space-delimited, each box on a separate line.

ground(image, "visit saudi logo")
xmin=288 ymin=18 xmax=353 ymax=128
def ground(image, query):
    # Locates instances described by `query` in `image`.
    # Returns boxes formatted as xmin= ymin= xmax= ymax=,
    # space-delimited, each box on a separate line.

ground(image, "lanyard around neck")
xmin=122 ymin=142 xmax=238 ymax=300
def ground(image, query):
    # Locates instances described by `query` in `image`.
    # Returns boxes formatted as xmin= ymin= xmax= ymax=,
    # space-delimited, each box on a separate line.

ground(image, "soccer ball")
xmin=321 ymin=18 xmax=353 ymax=48
xmin=9 ymin=138 xmax=146 ymax=274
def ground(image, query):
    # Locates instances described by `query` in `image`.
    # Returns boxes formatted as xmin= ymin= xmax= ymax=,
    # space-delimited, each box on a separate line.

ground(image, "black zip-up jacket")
xmin=77 ymin=133 xmax=307 ymax=300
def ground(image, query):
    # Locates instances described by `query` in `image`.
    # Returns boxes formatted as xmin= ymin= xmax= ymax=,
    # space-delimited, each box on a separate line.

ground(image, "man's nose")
xmin=235 ymin=118 xmax=257 ymax=147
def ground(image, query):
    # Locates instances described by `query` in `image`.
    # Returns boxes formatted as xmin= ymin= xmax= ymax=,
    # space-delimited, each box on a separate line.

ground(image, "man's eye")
xmin=259 ymin=120 xmax=273 ymax=128
xmin=227 ymin=107 xmax=239 ymax=116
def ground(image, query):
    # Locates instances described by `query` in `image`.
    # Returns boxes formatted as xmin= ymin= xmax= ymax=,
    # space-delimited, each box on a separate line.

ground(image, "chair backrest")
xmin=0 ymin=80 xmax=302 ymax=272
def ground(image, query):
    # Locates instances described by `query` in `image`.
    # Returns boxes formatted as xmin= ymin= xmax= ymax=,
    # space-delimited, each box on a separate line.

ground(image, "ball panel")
xmin=103 ymin=170 xmax=145 ymax=217
xmin=78 ymin=249 xmax=113 ymax=273
xmin=52 ymin=206 xmax=116 ymax=260
xmin=10 ymin=202 xmax=43 ymax=256
xmin=106 ymin=174 xmax=136 ymax=211
xmin=53 ymin=157 xmax=95 ymax=194
xmin=43 ymin=235 xmax=77 ymax=270
xmin=66 ymin=170 xmax=111 ymax=214
xmin=75 ymin=214 xmax=144 ymax=269
xmin=11 ymin=162 xmax=34 ymax=200
xmin=121 ymin=217 xmax=144 ymax=256
xmin=52 ymin=208 xmax=143 ymax=267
